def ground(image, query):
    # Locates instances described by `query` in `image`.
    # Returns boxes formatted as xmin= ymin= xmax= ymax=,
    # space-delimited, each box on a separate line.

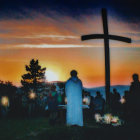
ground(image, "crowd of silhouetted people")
xmin=0 ymin=73 xmax=140 ymax=124
xmin=82 ymin=73 xmax=140 ymax=123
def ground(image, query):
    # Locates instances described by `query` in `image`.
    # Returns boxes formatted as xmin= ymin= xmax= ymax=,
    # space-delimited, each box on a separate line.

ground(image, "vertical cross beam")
xmin=102 ymin=8 xmax=110 ymax=104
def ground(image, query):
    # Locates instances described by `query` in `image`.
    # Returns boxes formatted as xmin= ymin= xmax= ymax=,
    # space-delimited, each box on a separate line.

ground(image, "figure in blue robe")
xmin=65 ymin=70 xmax=83 ymax=126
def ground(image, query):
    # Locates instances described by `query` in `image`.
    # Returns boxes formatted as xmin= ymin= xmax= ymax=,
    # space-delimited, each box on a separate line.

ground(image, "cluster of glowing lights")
xmin=94 ymin=113 xmax=123 ymax=126
xmin=29 ymin=91 xmax=36 ymax=99
xmin=1 ymin=96 xmax=9 ymax=107
xmin=45 ymin=70 xmax=59 ymax=82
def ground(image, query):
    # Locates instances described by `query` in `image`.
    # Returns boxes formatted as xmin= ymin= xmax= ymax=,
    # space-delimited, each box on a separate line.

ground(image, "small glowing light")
xmin=65 ymin=97 xmax=67 ymax=104
xmin=29 ymin=91 xmax=36 ymax=99
xmin=45 ymin=70 xmax=59 ymax=82
xmin=103 ymin=114 xmax=112 ymax=124
xmin=95 ymin=113 xmax=102 ymax=122
xmin=83 ymin=96 xmax=90 ymax=105
xmin=120 ymin=97 xmax=126 ymax=104
xmin=111 ymin=116 xmax=119 ymax=123
xmin=1 ymin=96 xmax=9 ymax=107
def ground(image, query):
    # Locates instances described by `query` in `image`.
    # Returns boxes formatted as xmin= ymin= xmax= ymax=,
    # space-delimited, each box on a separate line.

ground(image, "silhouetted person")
xmin=130 ymin=74 xmax=140 ymax=97
xmin=93 ymin=91 xmax=105 ymax=115
xmin=28 ymin=94 xmax=36 ymax=117
xmin=89 ymin=96 xmax=95 ymax=118
xmin=48 ymin=85 xmax=58 ymax=125
xmin=123 ymin=90 xmax=130 ymax=120
xmin=129 ymin=73 xmax=140 ymax=121
xmin=83 ymin=92 xmax=91 ymax=120
xmin=109 ymin=92 xmax=114 ymax=110
xmin=112 ymin=88 xmax=121 ymax=114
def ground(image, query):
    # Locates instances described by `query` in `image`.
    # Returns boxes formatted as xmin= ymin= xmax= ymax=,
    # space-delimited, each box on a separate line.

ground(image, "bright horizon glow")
xmin=45 ymin=70 xmax=59 ymax=82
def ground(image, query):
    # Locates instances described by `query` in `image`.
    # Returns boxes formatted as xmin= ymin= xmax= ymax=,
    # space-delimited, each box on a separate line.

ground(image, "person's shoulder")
xmin=77 ymin=78 xmax=82 ymax=83
xmin=131 ymin=82 xmax=134 ymax=85
xmin=101 ymin=97 xmax=105 ymax=102
xmin=66 ymin=78 xmax=72 ymax=83
xmin=65 ymin=78 xmax=72 ymax=86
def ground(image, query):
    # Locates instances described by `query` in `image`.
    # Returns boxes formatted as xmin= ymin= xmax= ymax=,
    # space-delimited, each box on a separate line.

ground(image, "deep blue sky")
xmin=0 ymin=0 xmax=140 ymax=21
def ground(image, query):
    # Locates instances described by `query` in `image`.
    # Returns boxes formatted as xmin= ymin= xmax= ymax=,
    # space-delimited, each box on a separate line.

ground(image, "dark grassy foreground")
xmin=0 ymin=117 xmax=140 ymax=140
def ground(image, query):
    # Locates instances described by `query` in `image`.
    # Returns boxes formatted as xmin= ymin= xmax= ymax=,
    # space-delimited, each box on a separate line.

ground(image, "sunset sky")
xmin=0 ymin=0 xmax=140 ymax=87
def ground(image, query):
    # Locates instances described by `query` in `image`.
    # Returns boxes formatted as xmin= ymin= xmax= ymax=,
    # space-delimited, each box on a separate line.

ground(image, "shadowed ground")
xmin=0 ymin=118 xmax=140 ymax=140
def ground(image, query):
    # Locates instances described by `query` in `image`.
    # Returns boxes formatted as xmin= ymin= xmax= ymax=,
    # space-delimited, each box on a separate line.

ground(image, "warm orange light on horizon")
xmin=45 ymin=70 xmax=59 ymax=82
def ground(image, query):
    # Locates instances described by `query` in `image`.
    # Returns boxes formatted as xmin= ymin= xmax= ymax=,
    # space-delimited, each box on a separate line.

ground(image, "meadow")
xmin=0 ymin=117 xmax=140 ymax=140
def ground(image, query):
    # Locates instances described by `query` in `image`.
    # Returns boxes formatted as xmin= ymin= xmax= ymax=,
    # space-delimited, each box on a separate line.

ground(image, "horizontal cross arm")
xmin=81 ymin=34 xmax=131 ymax=43
xmin=109 ymin=35 xmax=131 ymax=43
xmin=81 ymin=34 xmax=104 ymax=41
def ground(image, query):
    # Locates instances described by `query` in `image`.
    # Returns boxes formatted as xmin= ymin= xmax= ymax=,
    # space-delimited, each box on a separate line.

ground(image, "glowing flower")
xmin=111 ymin=116 xmax=119 ymax=123
xmin=103 ymin=114 xmax=112 ymax=124
xmin=94 ymin=113 xmax=102 ymax=122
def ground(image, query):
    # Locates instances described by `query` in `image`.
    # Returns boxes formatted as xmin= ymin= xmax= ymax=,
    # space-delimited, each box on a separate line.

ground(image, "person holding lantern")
xmin=28 ymin=90 xmax=36 ymax=117
xmin=0 ymin=96 xmax=10 ymax=117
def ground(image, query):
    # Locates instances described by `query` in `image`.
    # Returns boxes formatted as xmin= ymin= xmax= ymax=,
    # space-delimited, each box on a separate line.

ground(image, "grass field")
xmin=0 ymin=117 xmax=140 ymax=140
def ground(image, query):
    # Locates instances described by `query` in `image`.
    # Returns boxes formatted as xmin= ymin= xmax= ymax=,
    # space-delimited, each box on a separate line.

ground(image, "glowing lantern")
xmin=1 ymin=96 xmax=9 ymax=107
xmin=65 ymin=97 xmax=67 ymax=104
xmin=120 ymin=97 xmax=126 ymax=104
xmin=29 ymin=91 xmax=36 ymax=99
xmin=83 ymin=96 xmax=90 ymax=105
xmin=94 ymin=113 xmax=102 ymax=122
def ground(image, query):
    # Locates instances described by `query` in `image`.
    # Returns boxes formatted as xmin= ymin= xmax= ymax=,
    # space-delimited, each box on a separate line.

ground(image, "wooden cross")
xmin=81 ymin=8 xmax=131 ymax=105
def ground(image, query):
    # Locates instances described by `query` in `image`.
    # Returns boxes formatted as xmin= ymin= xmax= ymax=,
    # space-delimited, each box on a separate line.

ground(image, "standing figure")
xmin=89 ymin=96 xmax=95 ymax=119
xmin=93 ymin=91 xmax=105 ymax=115
xmin=0 ymin=96 xmax=10 ymax=117
xmin=65 ymin=70 xmax=83 ymax=126
xmin=48 ymin=85 xmax=58 ymax=125
xmin=129 ymin=73 xmax=140 ymax=121
xmin=112 ymin=88 xmax=121 ymax=114
xmin=130 ymin=74 xmax=140 ymax=98
xmin=122 ymin=90 xmax=130 ymax=120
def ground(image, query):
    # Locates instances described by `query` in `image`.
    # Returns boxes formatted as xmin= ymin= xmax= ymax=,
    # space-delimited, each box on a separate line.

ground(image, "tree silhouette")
xmin=0 ymin=80 xmax=17 ymax=98
xmin=21 ymin=59 xmax=46 ymax=95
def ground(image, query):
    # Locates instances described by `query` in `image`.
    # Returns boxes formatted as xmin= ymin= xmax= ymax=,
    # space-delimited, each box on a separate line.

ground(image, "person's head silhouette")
xmin=96 ymin=91 xmax=101 ymax=97
xmin=132 ymin=73 xmax=139 ymax=82
xmin=113 ymin=88 xmax=117 ymax=93
xmin=70 ymin=70 xmax=78 ymax=77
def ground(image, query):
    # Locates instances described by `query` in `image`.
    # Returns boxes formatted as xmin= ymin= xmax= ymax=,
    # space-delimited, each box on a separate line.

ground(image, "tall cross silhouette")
xmin=81 ymin=8 xmax=131 ymax=105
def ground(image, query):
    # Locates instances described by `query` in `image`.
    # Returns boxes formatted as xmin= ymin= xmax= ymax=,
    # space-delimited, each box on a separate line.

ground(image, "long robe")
xmin=65 ymin=76 xmax=83 ymax=126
